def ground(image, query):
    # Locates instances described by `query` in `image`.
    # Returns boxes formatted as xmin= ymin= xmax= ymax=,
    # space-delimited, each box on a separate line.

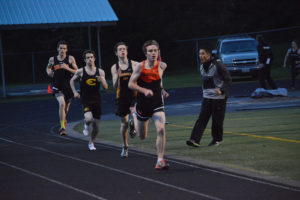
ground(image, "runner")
xmin=111 ymin=42 xmax=139 ymax=158
xmin=46 ymin=40 xmax=78 ymax=135
xmin=128 ymin=40 xmax=170 ymax=170
xmin=70 ymin=50 xmax=108 ymax=150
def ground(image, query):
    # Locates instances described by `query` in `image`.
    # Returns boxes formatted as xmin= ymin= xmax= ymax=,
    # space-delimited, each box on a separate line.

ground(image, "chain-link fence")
xmin=1 ymin=49 xmax=86 ymax=85
xmin=1 ymin=27 xmax=300 ymax=86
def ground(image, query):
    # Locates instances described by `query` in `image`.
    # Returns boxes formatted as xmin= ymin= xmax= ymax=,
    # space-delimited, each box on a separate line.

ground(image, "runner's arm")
xmin=111 ymin=64 xmax=118 ymax=89
xmin=98 ymin=69 xmax=108 ymax=90
xmin=46 ymin=57 xmax=54 ymax=77
xmin=70 ymin=69 xmax=82 ymax=98
xmin=158 ymin=62 xmax=169 ymax=98
xmin=62 ymin=56 xmax=78 ymax=74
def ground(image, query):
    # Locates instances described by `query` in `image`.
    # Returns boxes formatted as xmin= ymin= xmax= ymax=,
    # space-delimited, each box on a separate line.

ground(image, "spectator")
xmin=283 ymin=40 xmax=300 ymax=90
xmin=256 ymin=35 xmax=277 ymax=89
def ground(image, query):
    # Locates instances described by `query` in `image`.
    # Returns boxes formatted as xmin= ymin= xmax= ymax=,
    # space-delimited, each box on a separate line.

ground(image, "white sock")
xmin=157 ymin=158 xmax=163 ymax=163
xmin=84 ymin=124 xmax=89 ymax=130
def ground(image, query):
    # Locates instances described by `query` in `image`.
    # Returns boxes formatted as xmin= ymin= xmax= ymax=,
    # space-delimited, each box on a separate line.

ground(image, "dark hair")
xmin=82 ymin=50 xmax=96 ymax=59
xmin=199 ymin=47 xmax=212 ymax=55
xmin=57 ymin=40 xmax=68 ymax=48
xmin=256 ymin=34 xmax=264 ymax=43
xmin=291 ymin=40 xmax=298 ymax=45
xmin=142 ymin=40 xmax=160 ymax=54
xmin=114 ymin=42 xmax=128 ymax=53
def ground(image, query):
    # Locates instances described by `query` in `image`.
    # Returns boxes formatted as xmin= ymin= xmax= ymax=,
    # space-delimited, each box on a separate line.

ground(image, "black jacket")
xmin=257 ymin=41 xmax=274 ymax=65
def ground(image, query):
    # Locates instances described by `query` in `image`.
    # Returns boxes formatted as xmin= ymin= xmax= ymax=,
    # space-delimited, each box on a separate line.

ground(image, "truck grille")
xmin=232 ymin=58 xmax=257 ymax=66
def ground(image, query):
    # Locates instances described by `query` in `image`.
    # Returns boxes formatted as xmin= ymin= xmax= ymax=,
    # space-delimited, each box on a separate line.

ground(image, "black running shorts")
xmin=82 ymin=102 xmax=102 ymax=120
xmin=52 ymin=86 xmax=73 ymax=104
xmin=135 ymin=101 xmax=164 ymax=121
xmin=115 ymin=101 xmax=135 ymax=118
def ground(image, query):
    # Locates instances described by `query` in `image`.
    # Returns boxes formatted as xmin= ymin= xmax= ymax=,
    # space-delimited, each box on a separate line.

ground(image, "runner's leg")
xmin=136 ymin=119 xmax=149 ymax=140
xmin=55 ymin=93 xmax=66 ymax=129
xmin=120 ymin=115 xmax=129 ymax=147
xmin=152 ymin=111 xmax=166 ymax=160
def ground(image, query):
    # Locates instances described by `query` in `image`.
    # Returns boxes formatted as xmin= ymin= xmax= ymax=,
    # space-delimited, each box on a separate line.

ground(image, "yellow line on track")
xmin=167 ymin=124 xmax=300 ymax=144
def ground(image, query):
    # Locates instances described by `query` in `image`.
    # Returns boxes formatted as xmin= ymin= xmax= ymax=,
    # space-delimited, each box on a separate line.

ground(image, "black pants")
xmin=190 ymin=98 xmax=227 ymax=143
xmin=258 ymin=65 xmax=277 ymax=89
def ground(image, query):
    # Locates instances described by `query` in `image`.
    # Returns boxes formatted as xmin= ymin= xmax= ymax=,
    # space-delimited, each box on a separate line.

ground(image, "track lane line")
xmin=8 ymin=122 xmax=300 ymax=193
xmin=0 ymin=160 xmax=107 ymax=200
xmin=48 ymin=125 xmax=300 ymax=193
xmin=0 ymin=137 xmax=223 ymax=200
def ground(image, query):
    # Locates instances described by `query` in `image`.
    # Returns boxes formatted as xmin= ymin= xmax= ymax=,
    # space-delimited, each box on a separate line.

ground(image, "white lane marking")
xmin=0 ymin=137 xmax=222 ymax=200
xmin=49 ymin=124 xmax=300 ymax=193
xmin=0 ymin=160 xmax=107 ymax=200
xmin=49 ymin=128 xmax=300 ymax=193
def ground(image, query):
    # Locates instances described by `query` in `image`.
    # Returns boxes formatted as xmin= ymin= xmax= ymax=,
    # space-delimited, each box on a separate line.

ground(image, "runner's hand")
xmin=162 ymin=89 xmax=169 ymax=98
xmin=74 ymin=92 xmax=80 ymax=99
xmin=143 ymin=89 xmax=153 ymax=97
xmin=96 ymin=76 xmax=104 ymax=83
xmin=61 ymin=63 xmax=70 ymax=70
xmin=48 ymin=70 xmax=54 ymax=77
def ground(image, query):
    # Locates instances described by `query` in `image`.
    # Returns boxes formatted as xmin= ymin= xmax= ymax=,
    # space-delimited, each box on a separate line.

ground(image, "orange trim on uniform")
xmin=116 ymin=73 xmax=121 ymax=99
xmin=119 ymin=73 xmax=132 ymax=77
xmin=140 ymin=60 xmax=160 ymax=83
xmin=53 ymin=64 xmax=63 ymax=70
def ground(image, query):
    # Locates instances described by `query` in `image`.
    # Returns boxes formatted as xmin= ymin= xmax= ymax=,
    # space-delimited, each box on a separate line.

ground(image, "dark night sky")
xmin=1 ymin=0 xmax=299 ymax=83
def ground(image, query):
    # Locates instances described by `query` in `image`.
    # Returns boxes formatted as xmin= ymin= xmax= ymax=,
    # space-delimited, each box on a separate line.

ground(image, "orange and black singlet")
xmin=138 ymin=60 xmax=162 ymax=97
xmin=51 ymin=55 xmax=73 ymax=91
xmin=135 ymin=60 xmax=164 ymax=120
xmin=116 ymin=60 xmax=136 ymax=104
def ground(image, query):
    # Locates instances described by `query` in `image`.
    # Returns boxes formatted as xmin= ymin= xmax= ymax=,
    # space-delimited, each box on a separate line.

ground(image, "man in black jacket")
xmin=186 ymin=47 xmax=232 ymax=147
xmin=256 ymin=35 xmax=277 ymax=89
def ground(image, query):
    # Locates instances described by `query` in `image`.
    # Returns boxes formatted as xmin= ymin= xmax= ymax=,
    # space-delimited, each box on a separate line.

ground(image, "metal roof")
xmin=0 ymin=0 xmax=118 ymax=29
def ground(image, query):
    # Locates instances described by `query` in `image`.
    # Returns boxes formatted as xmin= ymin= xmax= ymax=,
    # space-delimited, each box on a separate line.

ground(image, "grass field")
xmin=74 ymin=107 xmax=300 ymax=182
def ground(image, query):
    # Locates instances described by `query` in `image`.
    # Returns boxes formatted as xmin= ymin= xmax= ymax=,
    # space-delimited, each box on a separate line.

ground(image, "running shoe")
xmin=88 ymin=142 xmax=96 ymax=151
xmin=120 ymin=146 xmax=128 ymax=158
xmin=208 ymin=140 xmax=220 ymax=147
xmin=129 ymin=119 xmax=136 ymax=138
xmin=186 ymin=139 xmax=200 ymax=147
xmin=155 ymin=159 xmax=170 ymax=170
xmin=59 ymin=128 xmax=66 ymax=136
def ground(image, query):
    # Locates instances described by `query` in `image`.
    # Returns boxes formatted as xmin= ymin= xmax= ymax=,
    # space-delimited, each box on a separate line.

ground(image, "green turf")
xmin=163 ymin=69 xmax=202 ymax=89
xmin=74 ymin=107 xmax=300 ymax=182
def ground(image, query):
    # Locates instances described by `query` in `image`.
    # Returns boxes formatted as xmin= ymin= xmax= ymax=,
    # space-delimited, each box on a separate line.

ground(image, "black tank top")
xmin=52 ymin=55 xmax=72 ymax=90
xmin=116 ymin=60 xmax=136 ymax=103
xmin=137 ymin=61 xmax=162 ymax=104
xmin=289 ymin=48 xmax=300 ymax=66
xmin=80 ymin=67 xmax=101 ymax=104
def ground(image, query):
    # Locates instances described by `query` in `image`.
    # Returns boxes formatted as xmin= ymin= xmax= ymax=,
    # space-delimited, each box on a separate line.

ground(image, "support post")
xmin=88 ymin=26 xmax=92 ymax=49
xmin=195 ymin=40 xmax=200 ymax=71
xmin=0 ymin=31 xmax=6 ymax=98
xmin=96 ymin=27 xmax=102 ymax=68
xmin=32 ymin=52 xmax=36 ymax=83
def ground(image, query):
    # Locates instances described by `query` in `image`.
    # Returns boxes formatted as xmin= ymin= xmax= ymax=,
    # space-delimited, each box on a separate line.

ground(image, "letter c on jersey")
xmin=86 ymin=79 xmax=97 ymax=86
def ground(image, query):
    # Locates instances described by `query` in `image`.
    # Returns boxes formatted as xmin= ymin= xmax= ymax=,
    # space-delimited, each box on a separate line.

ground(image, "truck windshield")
xmin=220 ymin=40 xmax=257 ymax=54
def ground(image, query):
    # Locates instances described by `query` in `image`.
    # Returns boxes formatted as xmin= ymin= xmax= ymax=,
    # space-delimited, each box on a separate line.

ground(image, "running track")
xmin=1 ymin=83 xmax=300 ymax=200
